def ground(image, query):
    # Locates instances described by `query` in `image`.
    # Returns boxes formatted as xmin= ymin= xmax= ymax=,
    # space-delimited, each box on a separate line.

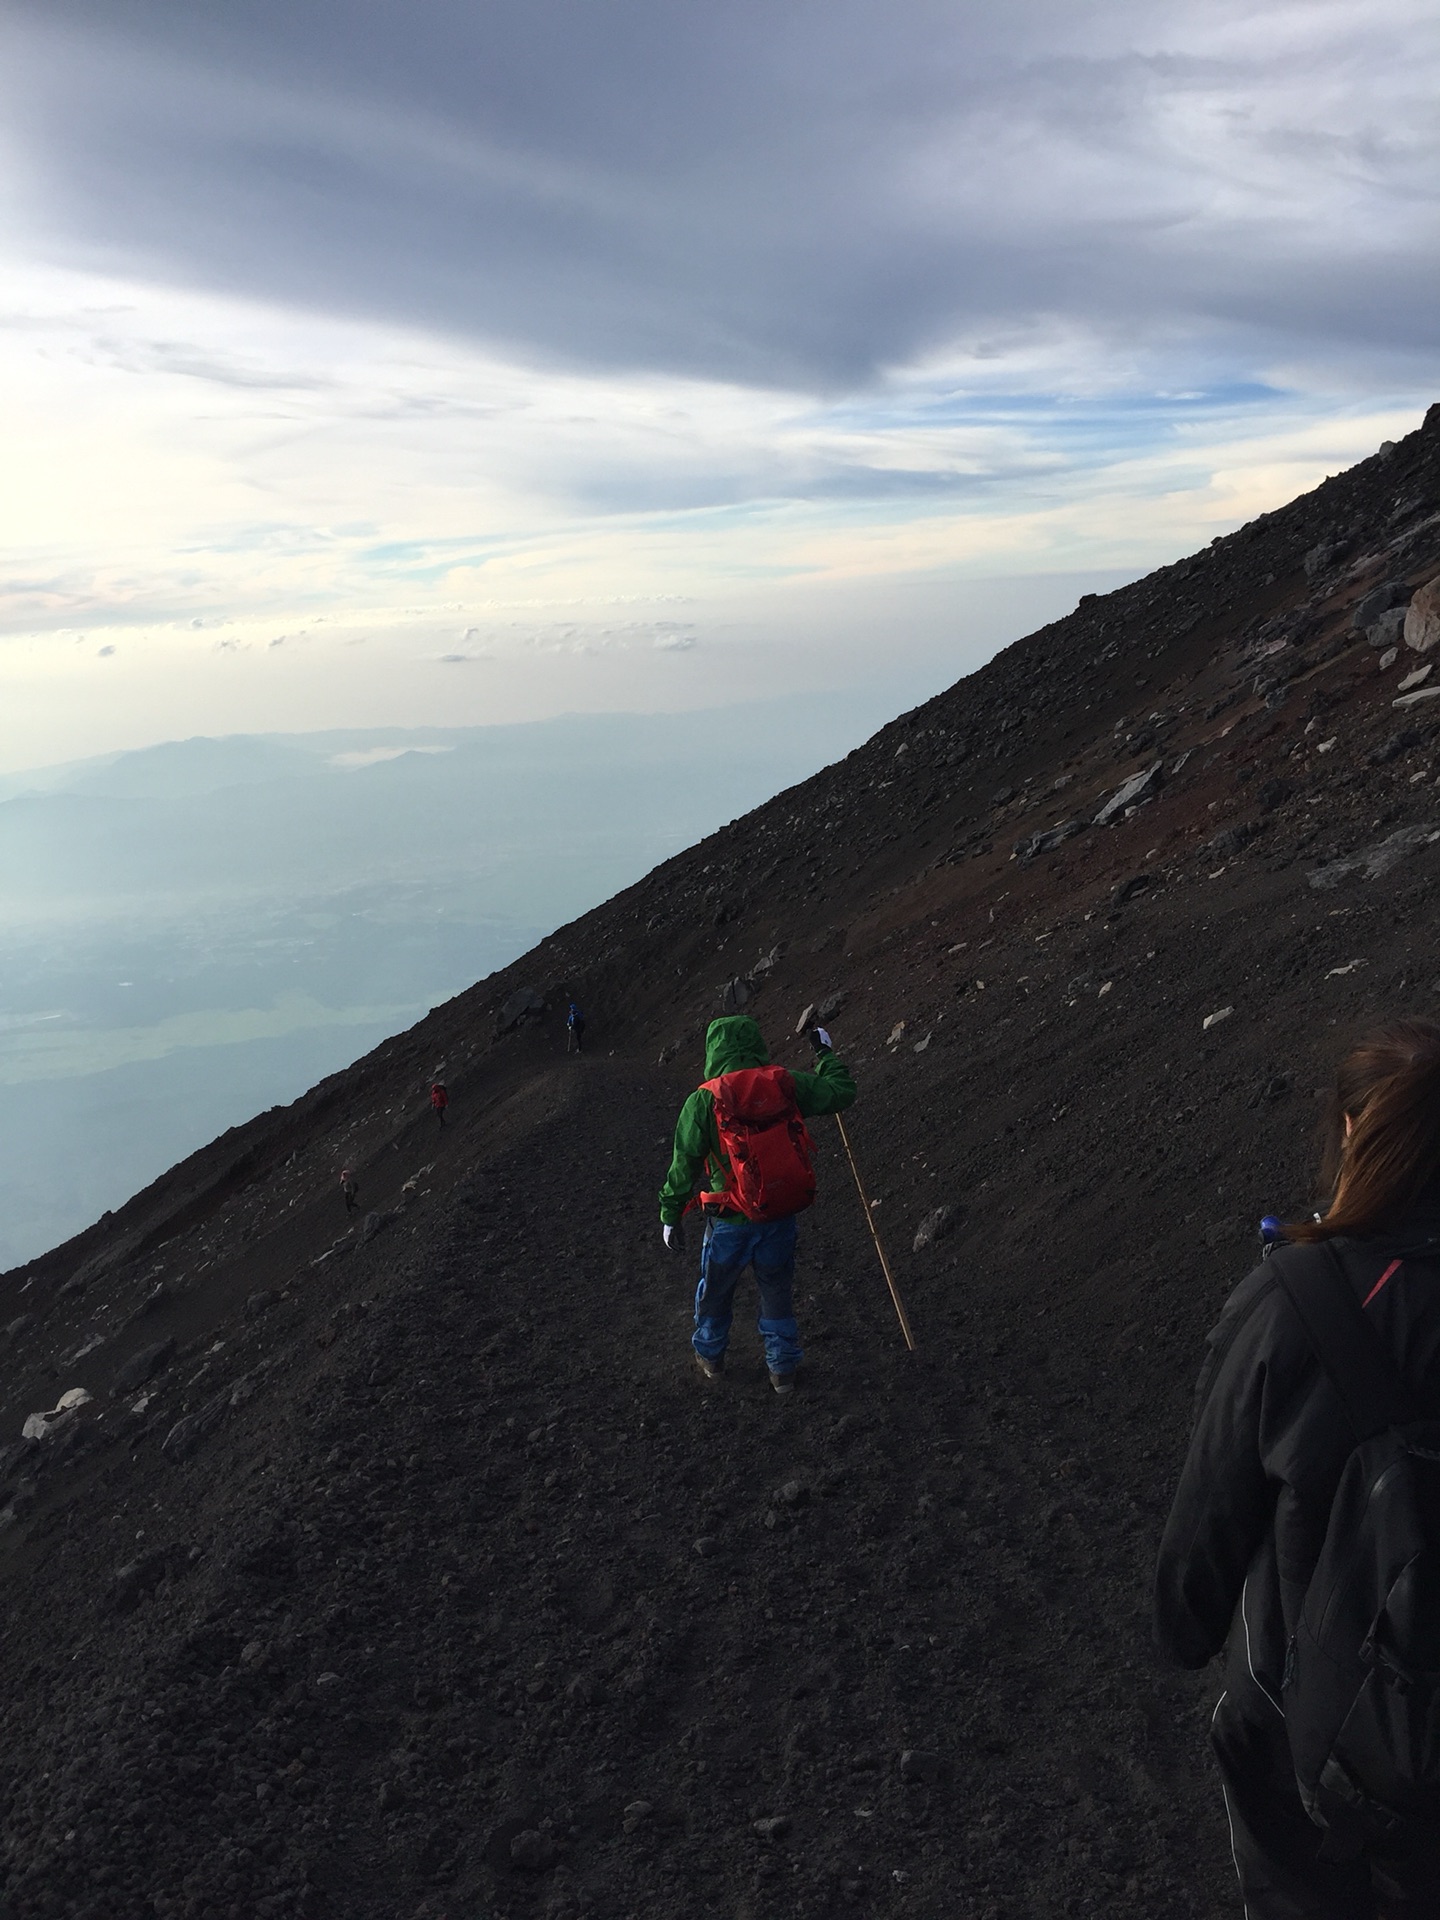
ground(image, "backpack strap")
xmin=1273 ymin=1243 xmax=1420 ymax=1440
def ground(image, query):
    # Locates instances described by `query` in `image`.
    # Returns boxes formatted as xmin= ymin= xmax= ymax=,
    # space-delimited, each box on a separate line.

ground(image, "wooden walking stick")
xmin=834 ymin=1112 xmax=916 ymax=1351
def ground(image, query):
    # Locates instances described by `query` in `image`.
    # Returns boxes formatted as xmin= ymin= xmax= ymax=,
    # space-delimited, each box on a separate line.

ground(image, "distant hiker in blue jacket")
xmin=566 ymin=1002 xmax=586 ymax=1054
xmin=658 ymin=1015 xmax=855 ymax=1394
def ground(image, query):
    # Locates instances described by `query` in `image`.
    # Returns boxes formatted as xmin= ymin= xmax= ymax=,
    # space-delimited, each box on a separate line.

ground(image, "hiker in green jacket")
xmin=658 ymin=1014 xmax=856 ymax=1394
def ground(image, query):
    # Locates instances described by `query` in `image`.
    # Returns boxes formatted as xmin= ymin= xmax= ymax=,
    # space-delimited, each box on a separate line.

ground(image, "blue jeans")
xmin=693 ymin=1214 xmax=802 ymax=1375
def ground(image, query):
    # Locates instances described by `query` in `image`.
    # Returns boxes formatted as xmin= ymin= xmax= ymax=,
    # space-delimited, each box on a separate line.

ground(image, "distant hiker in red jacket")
xmin=340 ymin=1168 xmax=358 ymax=1214
xmin=430 ymin=1081 xmax=448 ymax=1128
xmin=658 ymin=1015 xmax=855 ymax=1394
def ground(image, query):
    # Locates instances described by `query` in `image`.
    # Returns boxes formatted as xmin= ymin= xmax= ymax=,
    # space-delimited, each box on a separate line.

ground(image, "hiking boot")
xmin=694 ymin=1351 xmax=724 ymax=1380
xmin=769 ymin=1369 xmax=797 ymax=1396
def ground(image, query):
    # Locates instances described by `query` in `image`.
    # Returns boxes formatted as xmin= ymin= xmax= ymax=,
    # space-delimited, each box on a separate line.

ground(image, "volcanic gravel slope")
xmin=6 ymin=410 xmax=1440 ymax=1920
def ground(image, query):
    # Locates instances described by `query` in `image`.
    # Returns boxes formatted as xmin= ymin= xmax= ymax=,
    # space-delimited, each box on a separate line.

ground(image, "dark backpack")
xmin=697 ymin=1065 xmax=816 ymax=1223
xmin=1273 ymin=1242 xmax=1440 ymax=1853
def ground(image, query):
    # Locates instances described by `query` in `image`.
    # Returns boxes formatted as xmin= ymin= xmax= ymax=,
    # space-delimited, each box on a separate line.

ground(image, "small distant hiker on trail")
xmin=658 ymin=1014 xmax=855 ymax=1394
xmin=341 ymin=1168 xmax=358 ymax=1214
xmin=430 ymin=1081 xmax=448 ymax=1128
xmin=1156 ymin=1019 xmax=1440 ymax=1918
xmin=566 ymin=1002 xmax=586 ymax=1054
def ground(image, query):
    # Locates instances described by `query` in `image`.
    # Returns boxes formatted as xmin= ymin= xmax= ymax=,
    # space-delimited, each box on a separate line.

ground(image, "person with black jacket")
xmin=1156 ymin=1019 xmax=1440 ymax=1918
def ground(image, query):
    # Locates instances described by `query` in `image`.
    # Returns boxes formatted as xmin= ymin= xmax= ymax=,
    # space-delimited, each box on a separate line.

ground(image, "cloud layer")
xmin=6 ymin=0 xmax=1439 ymax=387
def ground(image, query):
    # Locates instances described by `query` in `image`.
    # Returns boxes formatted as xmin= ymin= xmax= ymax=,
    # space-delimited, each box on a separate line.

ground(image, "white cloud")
xmin=329 ymin=744 xmax=453 ymax=767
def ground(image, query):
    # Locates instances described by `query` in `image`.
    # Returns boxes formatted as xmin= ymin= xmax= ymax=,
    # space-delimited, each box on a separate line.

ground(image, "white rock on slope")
xmin=1404 ymin=575 xmax=1440 ymax=652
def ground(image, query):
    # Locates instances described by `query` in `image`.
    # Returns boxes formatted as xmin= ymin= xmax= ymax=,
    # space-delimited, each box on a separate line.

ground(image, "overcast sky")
xmin=1 ymin=0 xmax=1437 ymax=769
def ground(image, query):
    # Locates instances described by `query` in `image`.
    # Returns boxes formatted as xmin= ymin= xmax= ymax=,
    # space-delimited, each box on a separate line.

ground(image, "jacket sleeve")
xmin=791 ymin=1051 xmax=857 ymax=1117
xmin=1153 ymin=1266 xmax=1280 ymax=1668
xmin=658 ymin=1090 xmax=714 ymax=1224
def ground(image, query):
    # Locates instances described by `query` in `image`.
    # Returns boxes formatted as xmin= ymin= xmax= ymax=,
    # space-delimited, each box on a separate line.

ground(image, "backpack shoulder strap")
xmin=1272 ymin=1242 xmax=1420 ymax=1439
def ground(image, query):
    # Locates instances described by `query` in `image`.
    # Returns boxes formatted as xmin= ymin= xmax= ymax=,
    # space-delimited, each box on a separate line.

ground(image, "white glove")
xmin=663 ymin=1222 xmax=686 ymax=1254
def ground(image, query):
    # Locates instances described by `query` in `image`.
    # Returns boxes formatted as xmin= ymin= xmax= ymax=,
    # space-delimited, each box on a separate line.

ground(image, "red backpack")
xmin=697 ymin=1066 xmax=816 ymax=1222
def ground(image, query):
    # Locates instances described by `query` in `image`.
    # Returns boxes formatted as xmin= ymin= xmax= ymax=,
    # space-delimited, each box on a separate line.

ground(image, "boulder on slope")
xmin=111 ymin=1338 xmax=176 ymax=1397
xmin=495 ymin=987 xmax=545 ymax=1032
xmin=1094 ymin=763 xmax=1163 ymax=827
xmin=1351 ymin=580 xmax=1410 ymax=630
xmin=1405 ymin=576 xmax=1440 ymax=653
xmin=1366 ymin=607 xmax=1409 ymax=650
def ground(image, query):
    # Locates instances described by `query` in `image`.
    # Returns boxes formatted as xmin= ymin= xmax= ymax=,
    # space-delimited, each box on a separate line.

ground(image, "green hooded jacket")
xmin=657 ymin=1014 xmax=857 ymax=1225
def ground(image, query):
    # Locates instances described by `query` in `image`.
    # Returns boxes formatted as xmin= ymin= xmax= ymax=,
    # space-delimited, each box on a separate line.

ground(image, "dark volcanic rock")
xmin=913 ymin=1205 xmax=958 ymax=1252
xmin=900 ymin=1747 xmax=949 ymax=1785
xmin=496 ymin=986 xmax=546 ymax=1032
xmin=1015 ymin=819 xmax=1084 ymax=861
xmin=1352 ymin=579 xmax=1411 ymax=629
xmin=1368 ymin=729 xmax=1423 ymax=766
xmin=109 ymin=1548 xmax=169 ymax=1614
xmin=160 ymin=1390 xmax=232 ymax=1462
xmin=1207 ymin=822 xmax=1261 ymax=860
xmin=509 ymin=1829 xmax=559 ymax=1872
xmin=1309 ymin=823 xmax=1439 ymax=889
xmin=111 ymin=1336 xmax=176 ymax=1395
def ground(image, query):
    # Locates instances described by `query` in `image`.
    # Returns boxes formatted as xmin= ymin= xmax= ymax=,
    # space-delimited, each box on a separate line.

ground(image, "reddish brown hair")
xmin=1289 ymin=1018 xmax=1440 ymax=1241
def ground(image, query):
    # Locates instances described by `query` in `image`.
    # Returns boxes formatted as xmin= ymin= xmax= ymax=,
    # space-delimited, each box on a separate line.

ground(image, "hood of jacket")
xmin=703 ymin=1016 xmax=770 ymax=1079
xmin=1348 ymin=1190 xmax=1440 ymax=1259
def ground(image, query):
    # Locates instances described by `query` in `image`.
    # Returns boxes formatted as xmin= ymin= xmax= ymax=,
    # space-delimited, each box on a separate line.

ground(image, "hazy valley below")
xmin=0 ymin=697 xmax=877 ymax=1267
